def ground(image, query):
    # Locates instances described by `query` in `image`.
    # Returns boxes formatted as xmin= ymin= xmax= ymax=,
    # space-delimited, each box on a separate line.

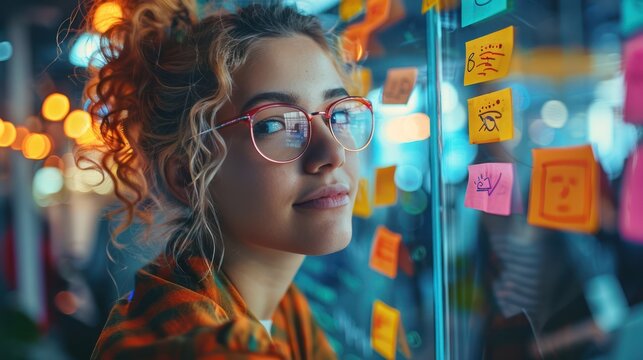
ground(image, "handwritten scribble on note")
xmin=462 ymin=0 xmax=509 ymax=27
xmin=464 ymin=26 xmax=514 ymax=85
xmin=465 ymin=162 xmax=514 ymax=216
xmin=467 ymin=88 xmax=514 ymax=144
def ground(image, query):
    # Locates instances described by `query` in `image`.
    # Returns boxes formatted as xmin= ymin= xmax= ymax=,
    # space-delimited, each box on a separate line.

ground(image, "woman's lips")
xmin=293 ymin=193 xmax=351 ymax=209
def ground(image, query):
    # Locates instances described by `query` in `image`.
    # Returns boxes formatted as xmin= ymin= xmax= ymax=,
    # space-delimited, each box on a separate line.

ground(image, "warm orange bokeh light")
xmin=0 ymin=119 xmax=4 ymax=137
xmin=22 ymin=133 xmax=52 ymax=160
xmin=44 ymin=155 xmax=65 ymax=170
xmin=42 ymin=93 xmax=70 ymax=122
xmin=11 ymin=126 xmax=30 ymax=150
xmin=93 ymin=2 xmax=123 ymax=33
xmin=75 ymin=121 xmax=103 ymax=146
xmin=64 ymin=110 xmax=92 ymax=139
xmin=0 ymin=121 xmax=16 ymax=147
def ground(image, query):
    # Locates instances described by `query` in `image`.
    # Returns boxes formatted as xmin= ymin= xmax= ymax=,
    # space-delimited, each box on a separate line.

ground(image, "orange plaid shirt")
xmin=91 ymin=254 xmax=337 ymax=359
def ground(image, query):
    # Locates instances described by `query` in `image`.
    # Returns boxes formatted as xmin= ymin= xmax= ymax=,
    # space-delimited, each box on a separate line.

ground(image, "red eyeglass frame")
xmin=205 ymin=96 xmax=375 ymax=164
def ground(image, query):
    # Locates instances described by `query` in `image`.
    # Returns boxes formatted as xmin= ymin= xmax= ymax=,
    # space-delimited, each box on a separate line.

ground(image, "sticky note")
xmin=464 ymin=26 xmax=514 ymax=86
xmin=341 ymin=22 xmax=372 ymax=62
xmin=422 ymin=0 xmax=439 ymax=14
xmin=353 ymin=178 xmax=373 ymax=218
xmin=375 ymin=165 xmax=398 ymax=205
xmin=384 ymin=113 xmax=430 ymax=143
xmin=464 ymin=162 xmax=514 ymax=216
xmin=467 ymin=88 xmax=513 ymax=144
xmin=340 ymin=0 xmax=365 ymax=21
xmin=349 ymin=66 xmax=373 ymax=97
xmin=620 ymin=145 xmax=643 ymax=243
xmin=364 ymin=0 xmax=392 ymax=30
xmin=624 ymin=33 xmax=643 ymax=125
xmin=382 ymin=67 xmax=418 ymax=104
xmin=369 ymin=226 xmax=402 ymax=278
xmin=462 ymin=0 xmax=509 ymax=27
xmin=371 ymin=300 xmax=400 ymax=360
xmin=528 ymin=145 xmax=600 ymax=233
xmin=621 ymin=0 xmax=643 ymax=36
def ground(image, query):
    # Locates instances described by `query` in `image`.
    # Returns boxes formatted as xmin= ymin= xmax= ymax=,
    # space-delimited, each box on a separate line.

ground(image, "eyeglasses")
xmin=200 ymin=96 xmax=374 ymax=163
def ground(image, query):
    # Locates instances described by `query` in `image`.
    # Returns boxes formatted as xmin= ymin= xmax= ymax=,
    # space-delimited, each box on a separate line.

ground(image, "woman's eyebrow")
xmin=241 ymin=92 xmax=299 ymax=112
xmin=323 ymin=87 xmax=349 ymax=100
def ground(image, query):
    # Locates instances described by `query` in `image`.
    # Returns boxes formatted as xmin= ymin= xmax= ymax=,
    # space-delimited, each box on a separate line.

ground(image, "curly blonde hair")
xmin=79 ymin=0 xmax=350 ymax=274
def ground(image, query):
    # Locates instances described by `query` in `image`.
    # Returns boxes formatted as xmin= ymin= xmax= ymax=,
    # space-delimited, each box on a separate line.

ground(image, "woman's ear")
xmin=165 ymin=156 xmax=190 ymax=206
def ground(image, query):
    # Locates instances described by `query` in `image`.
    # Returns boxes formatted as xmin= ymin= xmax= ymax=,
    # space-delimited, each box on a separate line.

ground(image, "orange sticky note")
xmin=382 ymin=67 xmax=418 ymax=105
xmin=375 ymin=165 xmax=398 ymax=205
xmin=364 ymin=0 xmax=392 ymax=30
xmin=467 ymin=88 xmax=514 ymax=144
xmin=371 ymin=300 xmax=400 ymax=360
xmin=340 ymin=0 xmax=365 ymax=21
xmin=464 ymin=26 xmax=514 ymax=86
xmin=528 ymin=145 xmax=600 ymax=233
xmin=369 ymin=226 xmax=402 ymax=278
xmin=422 ymin=0 xmax=439 ymax=14
xmin=353 ymin=178 xmax=373 ymax=218
xmin=341 ymin=22 xmax=372 ymax=62
xmin=349 ymin=66 xmax=373 ymax=97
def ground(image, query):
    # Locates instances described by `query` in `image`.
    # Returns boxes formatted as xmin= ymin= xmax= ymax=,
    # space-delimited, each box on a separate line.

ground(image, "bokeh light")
xmin=0 ymin=121 xmax=16 ymax=147
xmin=70 ymin=33 xmax=107 ymax=68
xmin=394 ymin=165 xmax=423 ymax=192
xmin=33 ymin=166 xmax=64 ymax=196
xmin=0 ymin=41 xmax=12 ymax=62
xmin=64 ymin=110 xmax=92 ymax=139
xmin=93 ymin=2 xmax=123 ymax=33
xmin=42 ymin=93 xmax=70 ymax=121
xmin=528 ymin=119 xmax=555 ymax=146
xmin=10 ymin=126 xmax=30 ymax=150
xmin=22 ymin=133 xmax=52 ymax=160
xmin=383 ymin=113 xmax=430 ymax=143
xmin=441 ymin=82 xmax=459 ymax=113
xmin=541 ymin=100 xmax=568 ymax=128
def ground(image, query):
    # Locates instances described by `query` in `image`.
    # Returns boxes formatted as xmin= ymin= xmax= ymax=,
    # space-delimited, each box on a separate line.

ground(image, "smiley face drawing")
xmin=528 ymin=145 xmax=599 ymax=233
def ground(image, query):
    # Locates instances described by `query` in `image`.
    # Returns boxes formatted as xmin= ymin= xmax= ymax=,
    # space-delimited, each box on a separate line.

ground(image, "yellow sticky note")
xmin=382 ymin=67 xmax=418 ymax=105
xmin=375 ymin=165 xmax=398 ymax=206
xmin=467 ymin=88 xmax=514 ymax=144
xmin=369 ymin=226 xmax=402 ymax=278
xmin=422 ymin=0 xmax=439 ymax=14
xmin=371 ymin=300 xmax=400 ymax=360
xmin=464 ymin=26 xmax=514 ymax=86
xmin=527 ymin=145 xmax=600 ymax=233
xmin=349 ymin=66 xmax=373 ymax=97
xmin=353 ymin=178 xmax=373 ymax=218
xmin=340 ymin=0 xmax=365 ymax=21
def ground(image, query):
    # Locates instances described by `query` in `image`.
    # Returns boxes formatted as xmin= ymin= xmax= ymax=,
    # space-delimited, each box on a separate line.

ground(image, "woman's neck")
xmin=221 ymin=240 xmax=305 ymax=320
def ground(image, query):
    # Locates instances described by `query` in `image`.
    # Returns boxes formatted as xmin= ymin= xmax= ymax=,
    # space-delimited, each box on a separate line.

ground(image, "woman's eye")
xmin=253 ymin=119 xmax=285 ymax=135
xmin=331 ymin=110 xmax=350 ymax=125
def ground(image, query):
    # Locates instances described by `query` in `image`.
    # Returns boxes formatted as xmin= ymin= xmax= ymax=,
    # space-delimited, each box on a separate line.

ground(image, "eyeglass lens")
xmin=250 ymin=99 xmax=373 ymax=162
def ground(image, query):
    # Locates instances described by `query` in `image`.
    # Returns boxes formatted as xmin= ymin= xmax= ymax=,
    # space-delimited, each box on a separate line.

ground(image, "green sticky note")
xmin=622 ymin=0 xmax=643 ymax=36
xmin=462 ymin=0 xmax=509 ymax=27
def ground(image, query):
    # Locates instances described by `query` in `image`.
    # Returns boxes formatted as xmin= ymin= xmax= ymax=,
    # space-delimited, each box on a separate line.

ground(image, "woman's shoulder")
xmin=91 ymin=254 xmax=282 ymax=359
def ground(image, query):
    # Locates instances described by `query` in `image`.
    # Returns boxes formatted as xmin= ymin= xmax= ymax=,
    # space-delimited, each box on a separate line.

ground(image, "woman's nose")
xmin=302 ymin=115 xmax=345 ymax=174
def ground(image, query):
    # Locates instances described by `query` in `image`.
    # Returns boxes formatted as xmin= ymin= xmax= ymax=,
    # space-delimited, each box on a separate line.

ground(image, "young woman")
xmin=84 ymin=1 xmax=374 ymax=358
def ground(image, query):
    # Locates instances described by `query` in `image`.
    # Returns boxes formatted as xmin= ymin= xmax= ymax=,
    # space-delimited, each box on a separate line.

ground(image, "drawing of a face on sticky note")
xmin=528 ymin=145 xmax=600 ymax=233
xmin=468 ymin=88 xmax=514 ymax=144
xmin=464 ymin=26 xmax=514 ymax=86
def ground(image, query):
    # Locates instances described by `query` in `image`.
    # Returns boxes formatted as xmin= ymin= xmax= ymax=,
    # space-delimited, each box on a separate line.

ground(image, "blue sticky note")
xmin=462 ymin=0 xmax=509 ymax=28
xmin=622 ymin=0 xmax=643 ymax=36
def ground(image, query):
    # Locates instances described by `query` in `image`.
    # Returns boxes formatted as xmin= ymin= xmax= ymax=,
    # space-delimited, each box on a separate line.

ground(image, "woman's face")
xmin=211 ymin=35 xmax=360 ymax=255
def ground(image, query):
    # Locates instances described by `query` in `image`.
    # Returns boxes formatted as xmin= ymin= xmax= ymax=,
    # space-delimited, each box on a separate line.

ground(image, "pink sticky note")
xmin=620 ymin=145 xmax=643 ymax=243
xmin=624 ymin=33 xmax=643 ymax=125
xmin=465 ymin=162 xmax=514 ymax=216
